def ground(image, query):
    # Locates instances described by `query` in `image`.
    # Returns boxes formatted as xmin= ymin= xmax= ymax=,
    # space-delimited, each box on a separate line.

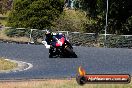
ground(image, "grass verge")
xmin=0 ymin=30 xmax=29 ymax=43
xmin=0 ymin=30 xmax=42 ymax=43
xmin=0 ymin=79 xmax=131 ymax=88
xmin=0 ymin=57 xmax=17 ymax=70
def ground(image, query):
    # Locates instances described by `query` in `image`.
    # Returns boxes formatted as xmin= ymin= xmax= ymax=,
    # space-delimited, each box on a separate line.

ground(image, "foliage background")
xmin=74 ymin=0 xmax=132 ymax=35
xmin=1 ymin=0 xmax=132 ymax=36
xmin=7 ymin=0 xmax=64 ymax=30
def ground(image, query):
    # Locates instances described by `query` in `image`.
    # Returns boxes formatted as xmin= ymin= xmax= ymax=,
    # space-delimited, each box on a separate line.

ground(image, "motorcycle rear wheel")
xmin=65 ymin=46 xmax=77 ymax=58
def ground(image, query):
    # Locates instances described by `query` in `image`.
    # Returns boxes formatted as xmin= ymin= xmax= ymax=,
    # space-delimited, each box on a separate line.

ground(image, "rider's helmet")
xmin=45 ymin=30 xmax=52 ymax=37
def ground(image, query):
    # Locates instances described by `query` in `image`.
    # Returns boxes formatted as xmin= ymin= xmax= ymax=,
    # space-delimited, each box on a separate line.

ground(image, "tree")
xmin=73 ymin=0 xmax=104 ymax=34
xmin=0 ymin=0 xmax=13 ymax=14
xmin=74 ymin=0 xmax=98 ymax=17
xmin=52 ymin=9 xmax=90 ymax=32
xmin=74 ymin=0 xmax=132 ymax=34
xmin=7 ymin=0 xmax=64 ymax=30
xmin=108 ymin=0 xmax=132 ymax=34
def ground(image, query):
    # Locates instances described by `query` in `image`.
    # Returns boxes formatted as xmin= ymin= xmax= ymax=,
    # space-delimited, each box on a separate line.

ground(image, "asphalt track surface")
xmin=0 ymin=43 xmax=132 ymax=80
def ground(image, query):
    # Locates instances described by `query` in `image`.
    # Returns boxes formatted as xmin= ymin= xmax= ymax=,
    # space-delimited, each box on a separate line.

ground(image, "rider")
xmin=44 ymin=31 xmax=64 ymax=48
xmin=42 ymin=30 xmax=64 ymax=57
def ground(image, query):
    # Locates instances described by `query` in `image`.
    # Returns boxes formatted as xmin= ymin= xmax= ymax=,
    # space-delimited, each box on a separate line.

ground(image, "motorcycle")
xmin=42 ymin=34 xmax=77 ymax=58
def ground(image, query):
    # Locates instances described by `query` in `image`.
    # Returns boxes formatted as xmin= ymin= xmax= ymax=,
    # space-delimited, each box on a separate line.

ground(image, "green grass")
xmin=0 ymin=29 xmax=43 ymax=43
xmin=0 ymin=57 xmax=17 ymax=70
xmin=0 ymin=13 xmax=8 ymax=26
xmin=0 ymin=30 xmax=30 ymax=43
xmin=0 ymin=19 xmax=7 ymax=26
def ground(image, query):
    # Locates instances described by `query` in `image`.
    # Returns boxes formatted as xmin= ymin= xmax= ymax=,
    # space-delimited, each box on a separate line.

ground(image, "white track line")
xmin=0 ymin=59 xmax=33 ymax=73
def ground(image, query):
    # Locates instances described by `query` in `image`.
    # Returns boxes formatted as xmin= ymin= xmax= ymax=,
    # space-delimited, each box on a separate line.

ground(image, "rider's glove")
xmin=45 ymin=45 xmax=50 ymax=49
xmin=42 ymin=41 xmax=47 ymax=45
xmin=42 ymin=41 xmax=50 ymax=48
